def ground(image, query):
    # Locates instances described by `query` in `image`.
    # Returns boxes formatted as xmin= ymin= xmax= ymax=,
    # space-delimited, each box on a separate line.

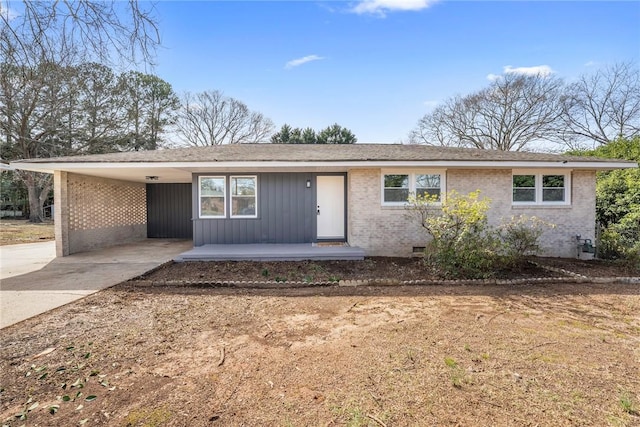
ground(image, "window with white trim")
xmin=198 ymin=175 xmax=259 ymax=219
xmin=199 ymin=176 xmax=226 ymax=217
xmin=383 ymin=174 xmax=410 ymax=203
xmin=230 ymin=176 xmax=257 ymax=218
xmin=382 ymin=171 xmax=444 ymax=205
xmin=512 ymin=171 xmax=570 ymax=205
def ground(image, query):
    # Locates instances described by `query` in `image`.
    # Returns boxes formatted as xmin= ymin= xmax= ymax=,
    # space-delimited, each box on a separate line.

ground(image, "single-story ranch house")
xmin=11 ymin=144 xmax=636 ymax=259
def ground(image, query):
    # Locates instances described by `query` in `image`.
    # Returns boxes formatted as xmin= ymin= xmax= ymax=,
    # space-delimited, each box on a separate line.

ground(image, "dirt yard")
xmin=1 ymin=273 xmax=639 ymax=426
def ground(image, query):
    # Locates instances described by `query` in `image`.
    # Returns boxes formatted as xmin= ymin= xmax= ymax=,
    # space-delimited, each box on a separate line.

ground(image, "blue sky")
xmin=153 ymin=1 xmax=640 ymax=143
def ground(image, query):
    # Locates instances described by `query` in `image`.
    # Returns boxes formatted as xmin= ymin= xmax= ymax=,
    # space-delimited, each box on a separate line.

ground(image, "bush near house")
xmin=568 ymin=137 xmax=640 ymax=266
xmin=498 ymin=214 xmax=554 ymax=261
xmin=599 ymin=211 xmax=640 ymax=266
xmin=406 ymin=190 xmax=553 ymax=279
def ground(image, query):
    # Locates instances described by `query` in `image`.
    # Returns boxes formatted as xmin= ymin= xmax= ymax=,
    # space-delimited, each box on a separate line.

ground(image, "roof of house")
xmin=10 ymin=144 xmax=636 ymax=184
xmin=12 ymin=143 xmax=636 ymax=164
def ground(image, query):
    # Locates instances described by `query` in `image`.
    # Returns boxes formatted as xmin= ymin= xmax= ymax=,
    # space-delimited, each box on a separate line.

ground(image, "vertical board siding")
xmin=146 ymin=183 xmax=193 ymax=238
xmin=193 ymin=173 xmax=317 ymax=245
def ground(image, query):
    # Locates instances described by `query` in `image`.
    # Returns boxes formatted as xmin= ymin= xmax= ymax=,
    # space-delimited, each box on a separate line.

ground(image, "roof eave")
xmin=10 ymin=159 xmax=637 ymax=174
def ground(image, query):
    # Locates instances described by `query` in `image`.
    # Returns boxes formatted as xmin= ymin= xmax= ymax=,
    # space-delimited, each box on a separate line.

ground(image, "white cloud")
xmin=284 ymin=54 xmax=324 ymax=70
xmin=584 ymin=60 xmax=598 ymax=67
xmin=503 ymin=65 xmax=554 ymax=76
xmin=487 ymin=65 xmax=555 ymax=81
xmin=350 ymin=0 xmax=436 ymax=17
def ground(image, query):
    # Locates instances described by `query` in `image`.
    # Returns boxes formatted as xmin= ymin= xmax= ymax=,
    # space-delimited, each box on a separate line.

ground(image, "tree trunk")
xmin=27 ymin=184 xmax=42 ymax=223
xmin=20 ymin=171 xmax=52 ymax=223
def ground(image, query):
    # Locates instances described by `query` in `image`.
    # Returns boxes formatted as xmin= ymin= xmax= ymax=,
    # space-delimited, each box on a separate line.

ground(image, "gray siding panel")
xmin=193 ymin=172 xmax=318 ymax=245
xmin=147 ymin=183 xmax=193 ymax=239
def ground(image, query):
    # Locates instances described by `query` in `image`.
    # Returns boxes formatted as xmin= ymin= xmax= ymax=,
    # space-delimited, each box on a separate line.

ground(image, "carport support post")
xmin=54 ymin=170 xmax=70 ymax=257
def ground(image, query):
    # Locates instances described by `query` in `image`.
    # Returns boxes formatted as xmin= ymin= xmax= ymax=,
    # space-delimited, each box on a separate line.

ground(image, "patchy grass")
xmin=123 ymin=407 xmax=172 ymax=427
xmin=444 ymin=356 xmax=466 ymax=388
xmin=0 ymin=219 xmax=54 ymax=245
xmin=620 ymin=391 xmax=640 ymax=416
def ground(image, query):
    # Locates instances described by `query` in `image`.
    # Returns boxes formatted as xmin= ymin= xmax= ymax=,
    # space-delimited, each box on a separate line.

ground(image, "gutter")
xmin=10 ymin=160 xmax=638 ymax=174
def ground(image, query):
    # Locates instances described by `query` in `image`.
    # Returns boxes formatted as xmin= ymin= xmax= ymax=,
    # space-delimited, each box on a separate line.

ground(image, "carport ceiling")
xmin=58 ymin=166 xmax=193 ymax=183
xmin=11 ymin=164 xmax=354 ymax=183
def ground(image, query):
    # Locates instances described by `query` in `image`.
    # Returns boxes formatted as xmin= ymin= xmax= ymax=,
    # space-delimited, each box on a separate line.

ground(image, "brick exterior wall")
xmin=54 ymin=172 xmax=147 ymax=256
xmin=348 ymin=169 xmax=426 ymax=256
xmin=347 ymin=169 xmax=596 ymax=258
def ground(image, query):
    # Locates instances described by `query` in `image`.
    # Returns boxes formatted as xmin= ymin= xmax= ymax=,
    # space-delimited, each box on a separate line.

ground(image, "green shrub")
xmin=407 ymin=191 xmax=553 ymax=279
xmin=499 ymin=215 xmax=555 ymax=263
xmin=425 ymin=229 xmax=500 ymax=279
xmin=407 ymin=190 xmax=500 ymax=279
xmin=568 ymin=137 xmax=640 ymax=264
xmin=598 ymin=211 xmax=640 ymax=267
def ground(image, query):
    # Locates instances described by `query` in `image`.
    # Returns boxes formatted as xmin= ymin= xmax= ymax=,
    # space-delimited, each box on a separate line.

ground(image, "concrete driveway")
xmin=0 ymin=241 xmax=56 ymax=279
xmin=0 ymin=239 xmax=192 ymax=329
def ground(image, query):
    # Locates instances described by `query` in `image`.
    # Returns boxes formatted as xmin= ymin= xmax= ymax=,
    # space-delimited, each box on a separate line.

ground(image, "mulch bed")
xmin=134 ymin=256 xmax=639 ymax=286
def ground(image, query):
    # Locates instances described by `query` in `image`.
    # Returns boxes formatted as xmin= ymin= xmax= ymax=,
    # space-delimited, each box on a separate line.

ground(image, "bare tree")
xmin=409 ymin=73 xmax=565 ymax=151
xmin=0 ymin=62 xmax=71 ymax=221
xmin=0 ymin=0 xmax=160 ymax=222
xmin=1 ymin=0 xmax=159 ymax=68
xmin=562 ymin=62 xmax=640 ymax=148
xmin=408 ymin=101 xmax=463 ymax=147
xmin=176 ymin=91 xmax=274 ymax=146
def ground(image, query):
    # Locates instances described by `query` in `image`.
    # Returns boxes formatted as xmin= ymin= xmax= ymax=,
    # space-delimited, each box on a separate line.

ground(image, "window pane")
xmin=232 ymin=197 xmax=256 ymax=216
xmin=543 ymin=188 xmax=565 ymax=202
xmin=231 ymin=176 xmax=257 ymax=216
xmin=542 ymin=175 xmax=565 ymax=202
xmin=384 ymin=174 xmax=409 ymax=188
xmin=543 ymin=175 xmax=564 ymax=188
xmin=231 ymin=177 xmax=256 ymax=196
xmin=200 ymin=177 xmax=225 ymax=217
xmin=513 ymin=175 xmax=536 ymax=202
xmin=384 ymin=188 xmax=409 ymax=202
xmin=200 ymin=177 xmax=225 ymax=196
xmin=201 ymin=197 xmax=224 ymax=216
xmin=513 ymin=188 xmax=536 ymax=202
xmin=513 ymin=175 xmax=535 ymax=188
xmin=416 ymin=174 xmax=440 ymax=189
xmin=417 ymin=188 xmax=441 ymax=200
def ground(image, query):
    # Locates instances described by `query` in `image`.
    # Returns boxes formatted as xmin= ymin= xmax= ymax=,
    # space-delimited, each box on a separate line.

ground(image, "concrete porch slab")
xmin=175 ymin=243 xmax=366 ymax=262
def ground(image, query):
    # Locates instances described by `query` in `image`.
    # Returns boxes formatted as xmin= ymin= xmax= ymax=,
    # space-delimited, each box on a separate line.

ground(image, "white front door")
xmin=316 ymin=175 xmax=345 ymax=240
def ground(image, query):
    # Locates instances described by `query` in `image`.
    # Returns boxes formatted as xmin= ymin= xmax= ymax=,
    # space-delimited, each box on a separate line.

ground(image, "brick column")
xmin=54 ymin=170 xmax=70 ymax=257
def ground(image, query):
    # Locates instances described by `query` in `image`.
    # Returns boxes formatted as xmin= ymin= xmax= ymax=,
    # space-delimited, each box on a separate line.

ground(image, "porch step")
xmin=174 ymin=243 xmax=365 ymax=262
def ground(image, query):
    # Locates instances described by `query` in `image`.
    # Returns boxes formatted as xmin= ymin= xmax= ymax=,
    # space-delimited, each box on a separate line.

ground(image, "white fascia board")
xmin=10 ymin=160 xmax=637 ymax=173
